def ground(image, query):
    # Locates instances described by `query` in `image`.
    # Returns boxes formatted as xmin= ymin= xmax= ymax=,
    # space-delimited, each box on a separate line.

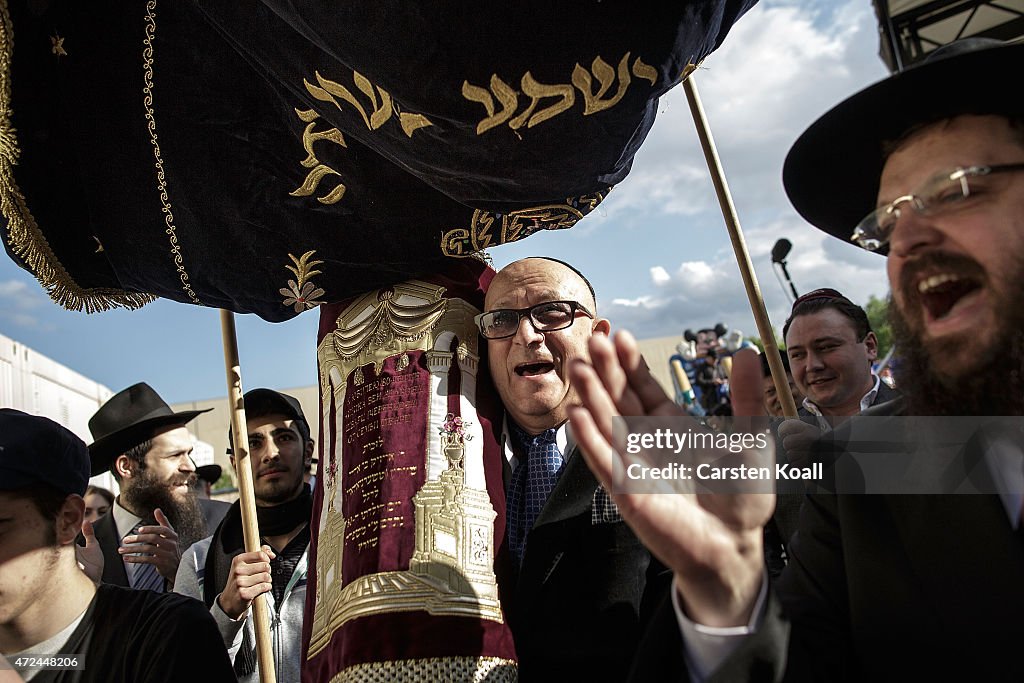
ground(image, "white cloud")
xmin=0 ymin=278 xmax=49 ymax=329
xmin=606 ymin=217 xmax=890 ymax=343
xmin=650 ymin=266 xmax=671 ymax=286
xmin=481 ymin=0 xmax=892 ymax=349
xmin=0 ymin=279 xmax=27 ymax=297
xmin=582 ymin=0 xmax=888 ymax=230
xmin=11 ymin=313 xmax=40 ymax=328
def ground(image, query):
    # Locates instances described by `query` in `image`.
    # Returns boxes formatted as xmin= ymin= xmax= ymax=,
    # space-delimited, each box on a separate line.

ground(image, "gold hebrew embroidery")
xmin=508 ymin=73 xmax=574 ymax=129
xmin=291 ymin=108 xmax=348 ymax=205
xmin=632 ymin=56 xmax=658 ymax=85
xmin=397 ymin=109 xmax=432 ymax=137
xmin=460 ymin=75 xmax=518 ymax=134
xmin=573 ymin=54 xmax=631 ymax=115
xmin=50 ymin=34 xmax=67 ymax=57
xmin=463 ymin=52 xmax=661 ymax=135
xmin=440 ymin=191 xmax=607 ymax=257
xmin=304 ymin=70 xmax=433 ymax=138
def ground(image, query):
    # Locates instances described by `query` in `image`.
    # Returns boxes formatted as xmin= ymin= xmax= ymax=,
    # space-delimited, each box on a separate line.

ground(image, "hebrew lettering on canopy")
xmin=1 ymin=0 xmax=758 ymax=322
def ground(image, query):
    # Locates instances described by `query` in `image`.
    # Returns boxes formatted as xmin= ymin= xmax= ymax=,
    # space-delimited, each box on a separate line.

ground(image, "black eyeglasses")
xmin=852 ymin=163 xmax=1024 ymax=251
xmin=474 ymin=300 xmax=594 ymax=339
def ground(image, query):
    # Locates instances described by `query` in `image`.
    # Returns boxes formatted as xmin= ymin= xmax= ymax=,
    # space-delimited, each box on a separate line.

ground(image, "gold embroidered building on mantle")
xmin=309 ymin=280 xmax=504 ymax=662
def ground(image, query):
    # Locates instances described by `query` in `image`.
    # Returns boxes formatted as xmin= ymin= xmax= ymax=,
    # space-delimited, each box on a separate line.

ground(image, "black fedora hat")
xmin=88 ymin=383 xmax=211 ymax=476
xmin=783 ymin=38 xmax=1024 ymax=252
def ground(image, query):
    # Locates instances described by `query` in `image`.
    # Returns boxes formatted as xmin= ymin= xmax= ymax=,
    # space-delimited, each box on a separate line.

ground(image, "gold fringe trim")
xmin=0 ymin=0 xmax=156 ymax=313
xmin=330 ymin=656 xmax=517 ymax=683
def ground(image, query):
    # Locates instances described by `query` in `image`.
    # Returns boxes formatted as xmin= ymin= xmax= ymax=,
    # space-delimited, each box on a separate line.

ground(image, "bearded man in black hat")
xmin=563 ymin=38 xmax=1024 ymax=681
xmin=84 ymin=382 xmax=216 ymax=590
xmin=174 ymin=389 xmax=314 ymax=682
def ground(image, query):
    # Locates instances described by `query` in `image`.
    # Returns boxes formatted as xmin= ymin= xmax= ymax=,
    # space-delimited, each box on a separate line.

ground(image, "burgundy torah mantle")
xmin=301 ymin=258 xmax=516 ymax=681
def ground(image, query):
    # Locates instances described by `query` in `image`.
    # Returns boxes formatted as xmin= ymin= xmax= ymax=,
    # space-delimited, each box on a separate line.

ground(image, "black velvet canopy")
xmin=1 ymin=0 xmax=756 ymax=321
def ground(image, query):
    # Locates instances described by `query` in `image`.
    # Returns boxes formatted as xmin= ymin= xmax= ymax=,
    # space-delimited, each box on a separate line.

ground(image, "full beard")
xmin=125 ymin=471 xmax=208 ymax=550
xmin=889 ymin=263 xmax=1024 ymax=416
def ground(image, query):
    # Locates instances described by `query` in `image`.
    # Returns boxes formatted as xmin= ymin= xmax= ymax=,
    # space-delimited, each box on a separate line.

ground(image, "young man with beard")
xmin=478 ymin=257 xmax=669 ymax=682
xmin=564 ymin=39 xmax=1024 ymax=681
xmin=174 ymin=389 xmax=313 ymax=683
xmin=0 ymin=409 xmax=235 ymax=682
xmin=84 ymin=383 xmax=215 ymax=591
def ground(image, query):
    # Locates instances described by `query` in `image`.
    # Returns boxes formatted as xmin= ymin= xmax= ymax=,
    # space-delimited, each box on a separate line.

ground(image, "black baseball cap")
xmin=1 ymin=409 xmax=91 ymax=496
xmin=227 ymin=388 xmax=310 ymax=454
xmin=195 ymin=463 xmax=222 ymax=485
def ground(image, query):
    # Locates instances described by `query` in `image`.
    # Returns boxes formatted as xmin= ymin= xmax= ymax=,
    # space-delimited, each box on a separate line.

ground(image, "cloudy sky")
xmin=0 ymin=0 xmax=893 ymax=404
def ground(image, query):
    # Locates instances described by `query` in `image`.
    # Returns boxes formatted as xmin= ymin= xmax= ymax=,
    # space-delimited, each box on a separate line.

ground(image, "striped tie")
xmin=126 ymin=520 xmax=164 ymax=592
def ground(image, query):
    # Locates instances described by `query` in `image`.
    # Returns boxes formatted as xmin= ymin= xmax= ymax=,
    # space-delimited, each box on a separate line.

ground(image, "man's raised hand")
xmin=567 ymin=330 xmax=773 ymax=627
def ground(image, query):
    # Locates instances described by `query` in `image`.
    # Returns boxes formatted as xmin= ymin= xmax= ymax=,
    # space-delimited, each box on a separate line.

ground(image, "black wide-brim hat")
xmin=783 ymin=39 xmax=1024 ymax=252
xmin=88 ymin=382 xmax=210 ymax=476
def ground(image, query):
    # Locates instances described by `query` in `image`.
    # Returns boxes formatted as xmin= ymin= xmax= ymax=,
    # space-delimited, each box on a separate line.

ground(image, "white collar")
xmin=802 ymin=374 xmax=882 ymax=422
xmin=501 ymin=417 xmax=575 ymax=470
xmin=112 ymin=496 xmax=145 ymax=538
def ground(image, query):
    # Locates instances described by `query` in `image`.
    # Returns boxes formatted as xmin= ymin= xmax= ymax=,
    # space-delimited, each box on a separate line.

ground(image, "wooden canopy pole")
xmin=682 ymin=75 xmax=799 ymax=418
xmin=220 ymin=309 xmax=278 ymax=683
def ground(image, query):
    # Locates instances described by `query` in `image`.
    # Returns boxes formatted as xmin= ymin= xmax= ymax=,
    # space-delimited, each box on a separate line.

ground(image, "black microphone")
xmin=771 ymin=238 xmax=799 ymax=301
xmin=771 ymin=238 xmax=792 ymax=264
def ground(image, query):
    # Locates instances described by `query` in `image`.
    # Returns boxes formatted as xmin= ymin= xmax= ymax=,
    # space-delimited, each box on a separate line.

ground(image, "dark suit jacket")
xmin=499 ymin=446 xmax=671 ymax=682
xmin=795 ymin=377 xmax=901 ymax=420
xmin=92 ymin=509 xmax=130 ymax=587
xmin=775 ymin=379 xmax=902 ymax=542
xmin=86 ymin=497 xmax=231 ymax=587
xmin=629 ymin=397 xmax=1024 ymax=682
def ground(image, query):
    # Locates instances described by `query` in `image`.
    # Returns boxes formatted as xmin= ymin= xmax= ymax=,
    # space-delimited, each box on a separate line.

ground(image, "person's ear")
xmin=592 ymin=318 xmax=611 ymax=337
xmin=56 ymin=495 xmax=85 ymax=545
xmin=114 ymin=454 xmax=134 ymax=480
xmin=304 ymin=440 xmax=315 ymax=469
xmin=863 ymin=331 xmax=878 ymax=362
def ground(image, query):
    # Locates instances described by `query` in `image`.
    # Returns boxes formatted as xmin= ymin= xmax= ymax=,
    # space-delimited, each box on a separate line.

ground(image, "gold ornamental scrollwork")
xmin=331 ymin=285 xmax=450 ymax=376
xmin=280 ymin=250 xmax=326 ymax=312
xmin=441 ymin=191 xmax=608 ymax=257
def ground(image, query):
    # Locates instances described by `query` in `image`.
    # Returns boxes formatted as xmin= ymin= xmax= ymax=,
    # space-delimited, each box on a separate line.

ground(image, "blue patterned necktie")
xmin=507 ymin=426 xmax=564 ymax=563
xmin=126 ymin=520 xmax=164 ymax=592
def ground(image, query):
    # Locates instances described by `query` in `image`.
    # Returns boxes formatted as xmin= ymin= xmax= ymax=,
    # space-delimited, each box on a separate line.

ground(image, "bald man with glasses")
xmin=479 ymin=257 xmax=669 ymax=683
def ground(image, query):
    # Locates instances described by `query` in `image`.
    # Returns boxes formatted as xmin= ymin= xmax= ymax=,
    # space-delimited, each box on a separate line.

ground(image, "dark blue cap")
xmin=0 ymin=409 xmax=90 ymax=496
